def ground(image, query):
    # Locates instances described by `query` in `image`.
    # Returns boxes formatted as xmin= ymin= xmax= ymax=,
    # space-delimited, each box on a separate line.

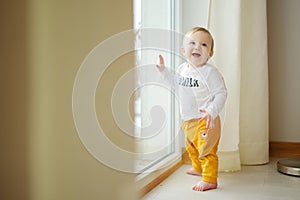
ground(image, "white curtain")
xmin=208 ymin=0 xmax=269 ymax=171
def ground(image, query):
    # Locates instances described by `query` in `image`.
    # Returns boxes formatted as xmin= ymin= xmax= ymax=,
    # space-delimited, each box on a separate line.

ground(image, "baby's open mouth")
xmin=192 ymin=53 xmax=201 ymax=57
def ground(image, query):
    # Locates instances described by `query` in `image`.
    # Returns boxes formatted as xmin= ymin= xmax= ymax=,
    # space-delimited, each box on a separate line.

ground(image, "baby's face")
xmin=182 ymin=31 xmax=213 ymax=67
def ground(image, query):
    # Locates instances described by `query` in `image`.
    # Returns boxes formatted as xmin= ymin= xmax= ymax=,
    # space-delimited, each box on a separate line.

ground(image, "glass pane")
xmin=134 ymin=0 xmax=176 ymax=172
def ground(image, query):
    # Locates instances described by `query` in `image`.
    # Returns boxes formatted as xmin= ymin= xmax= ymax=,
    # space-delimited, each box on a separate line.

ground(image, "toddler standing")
xmin=156 ymin=27 xmax=227 ymax=191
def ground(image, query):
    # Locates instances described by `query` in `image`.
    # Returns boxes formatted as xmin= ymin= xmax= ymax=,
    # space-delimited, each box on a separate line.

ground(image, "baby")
xmin=156 ymin=27 xmax=227 ymax=191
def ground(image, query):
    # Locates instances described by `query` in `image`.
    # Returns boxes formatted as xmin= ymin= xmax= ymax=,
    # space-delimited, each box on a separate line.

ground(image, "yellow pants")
xmin=181 ymin=116 xmax=221 ymax=183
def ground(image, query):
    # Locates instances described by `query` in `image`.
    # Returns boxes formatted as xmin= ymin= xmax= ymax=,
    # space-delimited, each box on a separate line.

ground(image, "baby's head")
xmin=183 ymin=27 xmax=214 ymax=52
xmin=182 ymin=27 xmax=214 ymax=67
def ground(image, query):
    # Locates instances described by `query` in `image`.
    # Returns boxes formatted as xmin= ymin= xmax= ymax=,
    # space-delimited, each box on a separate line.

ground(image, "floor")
xmin=142 ymin=158 xmax=300 ymax=200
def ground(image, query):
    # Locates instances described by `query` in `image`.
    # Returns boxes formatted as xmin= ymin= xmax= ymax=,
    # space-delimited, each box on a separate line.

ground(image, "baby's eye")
xmin=201 ymin=43 xmax=207 ymax=47
xmin=189 ymin=41 xmax=196 ymax=45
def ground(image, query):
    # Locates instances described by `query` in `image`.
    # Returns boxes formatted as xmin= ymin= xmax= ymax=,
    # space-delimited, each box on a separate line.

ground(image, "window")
xmin=133 ymin=0 xmax=182 ymax=175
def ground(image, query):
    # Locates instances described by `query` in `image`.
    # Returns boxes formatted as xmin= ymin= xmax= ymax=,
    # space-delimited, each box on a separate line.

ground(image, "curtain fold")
xmin=208 ymin=0 xmax=269 ymax=171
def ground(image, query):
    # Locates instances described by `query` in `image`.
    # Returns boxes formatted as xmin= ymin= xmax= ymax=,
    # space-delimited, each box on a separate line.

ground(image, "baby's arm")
xmin=199 ymin=68 xmax=227 ymax=128
xmin=155 ymin=54 xmax=177 ymax=88
xmin=205 ymin=69 xmax=227 ymax=121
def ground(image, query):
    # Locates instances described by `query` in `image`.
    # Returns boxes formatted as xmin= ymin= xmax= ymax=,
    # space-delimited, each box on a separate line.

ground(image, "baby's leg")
xmin=185 ymin=140 xmax=202 ymax=176
xmin=184 ymin=122 xmax=203 ymax=176
xmin=192 ymin=117 xmax=220 ymax=191
xmin=186 ymin=167 xmax=202 ymax=176
xmin=192 ymin=155 xmax=218 ymax=192
xmin=193 ymin=147 xmax=219 ymax=192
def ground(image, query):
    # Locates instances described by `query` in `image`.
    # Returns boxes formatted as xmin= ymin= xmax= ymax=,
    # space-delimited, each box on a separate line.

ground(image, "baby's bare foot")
xmin=186 ymin=168 xmax=202 ymax=176
xmin=192 ymin=181 xmax=217 ymax=191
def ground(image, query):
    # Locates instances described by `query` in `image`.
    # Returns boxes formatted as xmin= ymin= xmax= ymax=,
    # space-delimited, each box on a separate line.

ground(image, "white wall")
xmin=182 ymin=0 xmax=210 ymax=32
xmin=268 ymin=0 xmax=300 ymax=142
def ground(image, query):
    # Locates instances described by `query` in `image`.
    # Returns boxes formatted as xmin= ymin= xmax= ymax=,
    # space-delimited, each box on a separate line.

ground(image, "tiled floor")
xmin=142 ymin=158 xmax=300 ymax=200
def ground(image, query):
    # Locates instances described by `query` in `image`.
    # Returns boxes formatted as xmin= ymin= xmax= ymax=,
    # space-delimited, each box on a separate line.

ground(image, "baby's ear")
xmin=181 ymin=47 xmax=186 ymax=55
xmin=209 ymin=50 xmax=214 ymax=57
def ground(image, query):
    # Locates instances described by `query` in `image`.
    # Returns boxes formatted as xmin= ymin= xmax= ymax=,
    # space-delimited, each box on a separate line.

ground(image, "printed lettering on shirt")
xmin=179 ymin=76 xmax=199 ymax=87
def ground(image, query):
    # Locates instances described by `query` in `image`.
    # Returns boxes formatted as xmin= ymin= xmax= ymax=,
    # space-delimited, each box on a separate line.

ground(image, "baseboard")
xmin=269 ymin=141 xmax=300 ymax=158
xmin=139 ymin=160 xmax=183 ymax=197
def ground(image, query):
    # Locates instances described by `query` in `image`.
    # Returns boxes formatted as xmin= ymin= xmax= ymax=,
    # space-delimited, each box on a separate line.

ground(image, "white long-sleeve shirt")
xmin=160 ymin=62 xmax=227 ymax=121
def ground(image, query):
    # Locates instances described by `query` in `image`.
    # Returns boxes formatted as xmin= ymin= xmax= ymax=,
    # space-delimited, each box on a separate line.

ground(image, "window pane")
xmin=134 ymin=0 xmax=177 ymax=172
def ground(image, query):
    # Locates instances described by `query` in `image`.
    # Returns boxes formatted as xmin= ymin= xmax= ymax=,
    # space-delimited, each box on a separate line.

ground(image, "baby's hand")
xmin=156 ymin=54 xmax=165 ymax=72
xmin=199 ymin=109 xmax=214 ymax=129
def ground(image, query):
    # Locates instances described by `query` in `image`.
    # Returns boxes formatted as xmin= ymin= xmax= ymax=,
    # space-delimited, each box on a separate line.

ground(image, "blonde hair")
xmin=184 ymin=27 xmax=214 ymax=52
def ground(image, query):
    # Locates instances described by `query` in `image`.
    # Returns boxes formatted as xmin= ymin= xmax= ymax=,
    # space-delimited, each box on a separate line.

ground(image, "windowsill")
xmin=136 ymin=153 xmax=182 ymax=196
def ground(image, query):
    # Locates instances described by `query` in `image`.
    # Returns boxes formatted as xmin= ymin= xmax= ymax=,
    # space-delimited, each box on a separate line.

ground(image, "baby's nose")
xmin=195 ymin=43 xmax=201 ymax=49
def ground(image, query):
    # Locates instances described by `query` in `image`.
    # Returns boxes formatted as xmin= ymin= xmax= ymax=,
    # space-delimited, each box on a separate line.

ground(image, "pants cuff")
xmin=202 ymin=176 xmax=217 ymax=184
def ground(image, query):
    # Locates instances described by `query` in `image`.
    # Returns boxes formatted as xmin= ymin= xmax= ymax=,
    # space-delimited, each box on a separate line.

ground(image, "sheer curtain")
xmin=208 ymin=0 xmax=269 ymax=171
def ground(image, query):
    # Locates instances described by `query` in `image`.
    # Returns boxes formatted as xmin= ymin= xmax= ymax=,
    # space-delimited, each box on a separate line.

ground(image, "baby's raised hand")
xmin=156 ymin=54 xmax=165 ymax=72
